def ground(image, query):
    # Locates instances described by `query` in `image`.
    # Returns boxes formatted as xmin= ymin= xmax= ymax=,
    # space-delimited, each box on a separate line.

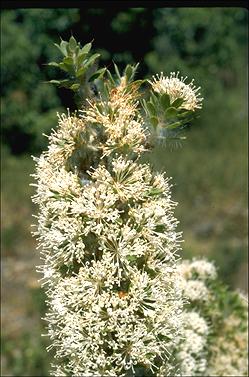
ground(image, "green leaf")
xmin=145 ymin=188 xmax=163 ymax=197
xmin=165 ymin=107 xmax=177 ymax=118
xmin=88 ymin=68 xmax=106 ymax=82
xmin=106 ymin=69 xmax=116 ymax=85
xmin=69 ymin=36 xmax=77 ymax=51
xmin=48 ymin=80 xmax=62 ymax=85
xmin=132 ymin=79 xmax=145 ymax=88
xmin=125 ymin=63 xmax=139 ymax=83
xmin=147 ymin=102 xmax=156 ymax=116
xmin=124 ymin=80 xmax=145 ymax=94
xmin=150 ymin=92 xmax=159 ymax=107
xmin=47 ymin=62 xmax=59 ymax=67
xmin=58 ymin=62 xmax=70 ymax=73
xmin=54 ymin=43 xmax=62 ymax=53
xmin=63 ymin=56 xmax=73 ymax=65
xmin=98 ymin=81 xmax=109 ymax=100
xmin=76 ymin=66 xmax=86 ymax=78
xmin=143 ymin=298 xmax=156 ymax=304
xmin=154 ymin=224 xmax=165 ymax=232
xmin=166 ymin=121 xmax=182 ymax=129
xmin=127 ymin=255 xmax=137 ymax=262
xmin=77 ymin=52 xmax=88 ymax=66
xmin=113 ymin=62 xmax=121 ymax=80
xmin=142 ymin=303 xmax=155 ymax=311
xmin=133 ymin=62 xmax=140 ymax=78
xmin=70 ymin=83 xmax=80 ymax=91
xmin=58 ymin=80 xmax=74 ymax=88
xmin=48 ymin=79 xmax=72 ymax=89
xmin=141 ymin=99 xmax=148 ymax=114
xmin=171 ymin=98 xmax=184 ymax=108
xmin=54 ymin=41 xmax=68 ymax=56
xmin=60 ymin=40 xmax=69 ymax=56
xmin=177 ymin=110 xmax=193 ymax=119
xmin=75 ymin=45 xmax=80 ymax=56
xmin=81 ymin=42 xmax=92 ymax=54
xmin=84 ymin=53 xmax=100 ymax=68
xmin=160 ymin=93 xmax=170 ymax=109
xmin=124 ymin=65 xmax=133 ymax=82
xmin=150 ymin=116 xmax=158 ymax=128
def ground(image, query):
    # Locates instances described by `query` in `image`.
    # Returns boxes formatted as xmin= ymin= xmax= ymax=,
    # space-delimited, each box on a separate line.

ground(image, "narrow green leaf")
xmin=143 ymin=298 xmax=156 ymax=304
xmin=177 ymin=110 xmax=192 ymax=118
xmin=75 ymin=45 xmax=80 ymax=56
xmin=76 ymin=66 xmax=86 ymax=78
xmin=70 ymin=83 xmax=80 ymax=91
xmin=47 ymin=62 xmax=59 ymax=67
xmin=147 ymin=102 xmax=156 ymax=116
xmin=97 ymin=80 xmax=109 ymax=100
xmin=106 ymin=69 xmax=116 ymax=85
xmin=150 ymin=92 xmax=159 ymax=107
xmin=127 ymin=255 xmax=137 ymax=262
xmin=166 ymin=121 xmax=182 ymax=129
xmin=63 ymin=56 xmax=73 ymax=65
xmin=58 ymin=80 xmax=73 ymax=88
xmin=124 ymin=65 xmax=133 ymax=82
xmin=54 ymin=42 xmax=67 ymax=56
xmin=81 ymin=42 xmax=92 ymax=54
xmin=165 ymin=107 xmax=177 ymax=118
xmin=171 ymin=98 xmax=184 ymax=108
xmin=58 ymin=62 xmax=70 ymax=73
xmin=150 ymin=117 xmax=158 ymax=128
xmin=154 ymin=224 xmax=165 ymax=232
xmin=145 ymin=188 xmax=163 ymax=197
xmin=88 ymin=68 xmax=106 ymax=82
xmin=103 ymin=83 xmax=110 ymax=100
xmin=48 ymin=80 xmax=62 ymax=85
xmin=60 ymin=40 xmax=69 ymax=56
xmin=49 ymin=79 xmax=72 ymax=89
xmin=133 ymin=62 xmax=140 ymax=76
xmin=160 ymin=93 xmax=170 ymax=109
xmin=54 ymin=43 xmax=60 ymax=50
xmin=113 ymin=62 xmax=121 ymax=80
xmin=69 ymin=36 xmax=77 ymax=51
xmin=141 ymin=99 xmax=148 ymax=114
xmin=124 ymin=80 xmax=145 ymax=94
xmin=84 ymin=53 xmax=100 ymax=68
xmin=132 ymin=79 xmax=145 ymax=87
xmin=142 ymin=303 xmax=155 ymax=311
xmin=77 ymin=52 xmax=88 ymax=66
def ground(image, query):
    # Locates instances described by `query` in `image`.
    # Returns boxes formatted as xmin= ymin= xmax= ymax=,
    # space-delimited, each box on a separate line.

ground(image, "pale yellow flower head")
xmin=149 ymin=72 xmax=203 ymax=111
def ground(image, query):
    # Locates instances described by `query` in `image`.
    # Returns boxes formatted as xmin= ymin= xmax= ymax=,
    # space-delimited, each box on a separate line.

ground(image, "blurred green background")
xmin=1 ymin=7 xmax=248 ymax=376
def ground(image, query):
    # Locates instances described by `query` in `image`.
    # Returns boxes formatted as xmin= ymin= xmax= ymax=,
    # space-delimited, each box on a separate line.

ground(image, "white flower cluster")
xmin=207 ymin=293 xmax=248 ymax=377
xmin=178 ymin=258 xmax=217 ymax=304
xmin=176 ymin=259 xmax=216 ymax=376
xmin=149 ymin=72 xmax=203 ymax=111
xmin=32 ymin=77 xmax=185 ymax=376
xmin=82 ymin=78 xmax=147 ymax=157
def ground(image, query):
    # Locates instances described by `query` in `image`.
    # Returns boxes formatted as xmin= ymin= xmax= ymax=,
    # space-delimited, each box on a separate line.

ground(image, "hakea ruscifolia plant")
xmin=32 ymin=37 xmax=247 ymax=376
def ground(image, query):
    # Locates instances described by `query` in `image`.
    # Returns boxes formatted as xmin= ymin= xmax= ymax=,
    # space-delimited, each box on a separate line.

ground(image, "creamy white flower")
xmin=149 ymin=71 xmax=203 ymax=111
xmin=184 ymin=280 xmax=209 ymax=302
xmin=183 ymin=311 xmax=209 ymax=335
xmin=177 ymin=258 xmax=216 ymax=281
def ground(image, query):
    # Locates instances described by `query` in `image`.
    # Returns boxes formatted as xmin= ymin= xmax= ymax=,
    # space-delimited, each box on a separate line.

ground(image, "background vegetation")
xmin=1 ymin=7 xmax=248 ymax=376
